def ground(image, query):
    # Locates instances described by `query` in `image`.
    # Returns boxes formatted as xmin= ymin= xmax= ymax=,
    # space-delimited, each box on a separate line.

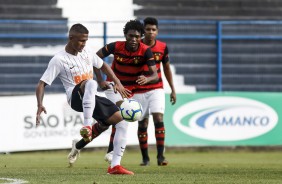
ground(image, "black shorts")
xmin=70 ymin=82 xmax=119 ymax=123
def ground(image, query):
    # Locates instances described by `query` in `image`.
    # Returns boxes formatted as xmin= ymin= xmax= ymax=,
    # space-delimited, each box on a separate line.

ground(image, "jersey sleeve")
xmin=92 ymin=54 xmax=104 ymax=69
xmin=162 ymin=45 xmax=170 ymax=64
xmin=101 ymin=42 xmax=116 ymax=57
xmin=40 ymin=57 xmax=60 ymax=85
xmin=145 ymin=48 xmax=156 ymax=66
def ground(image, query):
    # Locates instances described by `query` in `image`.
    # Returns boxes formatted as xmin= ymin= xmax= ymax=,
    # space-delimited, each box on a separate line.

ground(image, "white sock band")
xmin=111 ymin=120 xmax=129 ymax=167
xmin=83 ymin=80 xmax=97 ymax=126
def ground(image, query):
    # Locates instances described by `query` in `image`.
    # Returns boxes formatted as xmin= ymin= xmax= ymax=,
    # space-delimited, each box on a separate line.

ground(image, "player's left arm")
xmin=162 ymin=46 xmax=176 ymax=105
xmin=136 ymin=48 xmax=158 ymax=85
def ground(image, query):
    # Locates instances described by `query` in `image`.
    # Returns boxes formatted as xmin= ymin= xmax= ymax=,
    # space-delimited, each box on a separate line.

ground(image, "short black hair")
xmin=123 ymin=19 xmax=144 ymax=35
xmin=143 ymin=17 xmax=158 ymax=28
xmin=69 ymin=23 xmax=89 ymax=34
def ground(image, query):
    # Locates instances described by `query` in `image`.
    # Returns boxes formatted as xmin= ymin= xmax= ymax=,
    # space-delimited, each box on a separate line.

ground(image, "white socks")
xmin=82 ymin=80 xmax=97 ymax=126
xmin=111 ymin=120 xmax=128 ymax=167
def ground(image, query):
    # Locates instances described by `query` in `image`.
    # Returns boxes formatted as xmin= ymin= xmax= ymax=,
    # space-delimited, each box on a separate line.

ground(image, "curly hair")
xmin=123 ymin=19 xmax=144 ymax=36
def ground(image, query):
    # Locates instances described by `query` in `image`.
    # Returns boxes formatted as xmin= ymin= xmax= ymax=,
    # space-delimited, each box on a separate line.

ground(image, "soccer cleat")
xmin=140 ymin=159 xmax=150 ymax=166
xmin=80 ymin=126 xmax=92 ymax=142
xmin=104 ymin=151 xmax=113 ymax=164
xmin=107 ymin=165 xmax=134 ymax=175
xmin=67 ymin=139 xmax=80 ymax=166
xmin=157 ymin=156 xmax=168 ymax=166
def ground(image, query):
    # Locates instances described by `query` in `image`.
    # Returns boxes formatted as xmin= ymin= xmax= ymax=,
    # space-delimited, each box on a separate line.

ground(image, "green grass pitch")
xmin=0 ymin=148 xmax=282 ymax=184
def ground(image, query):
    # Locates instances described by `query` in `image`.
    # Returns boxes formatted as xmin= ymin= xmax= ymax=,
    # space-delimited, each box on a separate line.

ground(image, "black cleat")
xmin=140 ymin=159 xmax=150 ymax=166
xmin=157 ymin=157 xmax=168 ymax=166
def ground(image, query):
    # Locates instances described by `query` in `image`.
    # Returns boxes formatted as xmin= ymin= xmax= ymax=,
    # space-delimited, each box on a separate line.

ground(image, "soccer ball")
xmin=120 ymin=99 xmax=143 ymax=122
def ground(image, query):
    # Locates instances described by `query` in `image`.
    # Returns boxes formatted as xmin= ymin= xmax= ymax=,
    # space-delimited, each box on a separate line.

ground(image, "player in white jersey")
xmin=35 ymin=23 xmax=133 ymax=175
xmin=65 ymin=20 xmax=158 ymax=175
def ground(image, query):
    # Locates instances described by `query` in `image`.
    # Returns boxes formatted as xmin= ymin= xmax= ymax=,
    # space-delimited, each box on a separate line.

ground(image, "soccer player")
xmin=67 ymin=20 xmax=158 ymax=174
xmin=35 ymin=23 xmax=132 ymax=175
xmin=136 ymin=17 xmax=176 ymax=166
xmin=104 ymin=17 xmax=176 ymax=166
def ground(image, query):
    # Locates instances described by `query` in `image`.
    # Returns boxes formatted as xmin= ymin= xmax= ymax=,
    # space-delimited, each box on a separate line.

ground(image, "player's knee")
xmin=153 ymin=113 xmax=163 ymax=123
xmin=115 ymin=120 xmax=128 ymax=130
xmin=106 ymin=111 xmax=123 ymax=125
xmin=85 ymin=80 xmax=97 ymax=93
xmin=138 ymin=118 xmax=148 ymax=129
xmin=96 ymin=121 xmax=110 ymax=131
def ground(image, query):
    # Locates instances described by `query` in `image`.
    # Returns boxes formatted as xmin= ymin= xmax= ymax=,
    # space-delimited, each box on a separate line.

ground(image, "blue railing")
xmin=2 ymin=19 xmax=282 ymax=91
xmin=156 ymin=20 xmax=282 ymax=91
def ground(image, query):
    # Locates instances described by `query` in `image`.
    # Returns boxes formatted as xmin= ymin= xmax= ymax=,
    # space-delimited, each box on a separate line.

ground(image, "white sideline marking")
xmin=0 ymin=178 xmax=28 ymax=184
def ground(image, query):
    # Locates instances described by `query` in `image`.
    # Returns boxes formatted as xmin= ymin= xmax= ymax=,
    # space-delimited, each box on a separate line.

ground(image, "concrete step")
xmin=0 ymin=56 xmax=51 ymax=63
xmin=0 ymin=83 xmax=64 ymax=95
xmin=222 ymin=74 xmax=282 ymax=84
xmin=170 ymin=53 xmax=282 ymax=65
xmin=167 ymin=43 xmax=216 ymax=53
xmin=0 ymin=37 xmax=66 ymax=47
xmin=0 ymin=65 xmax=47 ymax=74
xmin=222 ymin=84 xmax=282 ymax=92
xmin=135 ymin=7 xmax=282 ymax=17
xmin=0 ymin=0 xmax=57 ymax=5
xmin=175 ymin=62 xmax=282 ymax=74
xmin=134 ymin=0 xmax=282 ymax=8
xmin=0 ymin=14 xmax=66 ymax=20
xmin=222 ymin=54 xmax=282 ymax=64
xmin=137 ymin=15 xmax=282 ymax=20
xmin=0 ymin=23 xmax=68 ymax=34
xmin=0 ymin=6 xmax=62 ymax=15
xmin=183 ymin=74 xmax=217 ymax=84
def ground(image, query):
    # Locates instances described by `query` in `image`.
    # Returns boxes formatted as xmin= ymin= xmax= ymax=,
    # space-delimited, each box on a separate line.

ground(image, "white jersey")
xmin=40 ymin=46 xmax=104 ymax=105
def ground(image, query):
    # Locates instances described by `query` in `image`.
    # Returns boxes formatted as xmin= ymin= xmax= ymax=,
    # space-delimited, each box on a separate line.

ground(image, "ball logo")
xmin=173 ymin=97 xmax=278 ymax=141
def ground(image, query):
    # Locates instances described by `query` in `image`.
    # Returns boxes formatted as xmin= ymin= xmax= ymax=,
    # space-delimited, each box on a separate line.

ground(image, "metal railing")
xmin=2 ymin=19 xmax=282 ymax=91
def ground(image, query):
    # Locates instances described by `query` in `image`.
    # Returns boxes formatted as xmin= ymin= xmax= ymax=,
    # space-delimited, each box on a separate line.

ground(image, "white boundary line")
xmin=0 ymin=178 xmax=28 ymax=184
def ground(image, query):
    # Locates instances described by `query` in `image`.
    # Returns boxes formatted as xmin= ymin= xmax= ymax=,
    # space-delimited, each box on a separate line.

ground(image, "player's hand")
xmin=36 ymin=105 xmax=47 ymax=127
xmin=170 ymin=91 xmax=176 ymax=105
xmin=136 ymin=75 xmax=148 ymax=85
xmin=98 ymin=81 xmax=110 ymax=90
xmin=114 ymin=83 xmax=132 ymax=98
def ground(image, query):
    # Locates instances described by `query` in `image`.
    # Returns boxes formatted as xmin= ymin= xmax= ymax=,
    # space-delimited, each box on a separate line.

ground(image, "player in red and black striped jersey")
xmin=95 ymin=20 xmax=158 ymax=174
xmin=101 ymin=18 xmax=176 ymax=167
xmin=136 ymin=17 xmax=177 ymax=166
xmin=100 ymin=40 xmax=157 ymax=94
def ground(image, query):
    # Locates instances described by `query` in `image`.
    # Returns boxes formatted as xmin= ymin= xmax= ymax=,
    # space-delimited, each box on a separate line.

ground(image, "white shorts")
xmin=133 ymin=88 xmax=165 ymax=121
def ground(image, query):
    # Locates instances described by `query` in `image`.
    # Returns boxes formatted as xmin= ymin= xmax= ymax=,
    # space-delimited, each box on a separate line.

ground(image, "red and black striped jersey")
xmin=141 ymin=39 xmax=169 ymax=89
xmin=102 ymin=41 xmax=156 ymax=94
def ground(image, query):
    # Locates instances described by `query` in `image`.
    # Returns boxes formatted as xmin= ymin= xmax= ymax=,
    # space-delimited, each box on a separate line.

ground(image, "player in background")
xmin=36 ymin=23 xmax=132 ymax=175
xmin=104 ymin=17 xmax=176 ymax=166
xmin=67 ymin=20 xmax=158 ymax=175
xmin=136 ymin=17 xmax=176 ymax=166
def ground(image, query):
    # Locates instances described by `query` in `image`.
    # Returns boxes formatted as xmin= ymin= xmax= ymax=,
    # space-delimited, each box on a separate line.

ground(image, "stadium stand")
xmin=0 ymin=56 xmax=62 ymax=94
xmin=0 ymin=0 xmax=68 ymax=47
xmin=134 ymin=0 xmax=282 ymax=91
xmin=0 ymin=0 xmax=66 ymax=95
xmin=0 ymin=0 xmax=66 ymax=20
xmin=1 ymin=0 xmax=282 ymax=94
xmin=134 ymin=0 xmax=282 ymax=20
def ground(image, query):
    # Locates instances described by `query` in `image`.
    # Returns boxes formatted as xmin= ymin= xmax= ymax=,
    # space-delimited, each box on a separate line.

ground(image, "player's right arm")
xmin=35 ymin=57 xmax=60 ymax=126
xmin=36 ymin=80 xmax=47 ymax=126
xmin=96 ymin=42 xmax=131 ymax=98
xmin=136 ymin=48 xmax=158 ymax=85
